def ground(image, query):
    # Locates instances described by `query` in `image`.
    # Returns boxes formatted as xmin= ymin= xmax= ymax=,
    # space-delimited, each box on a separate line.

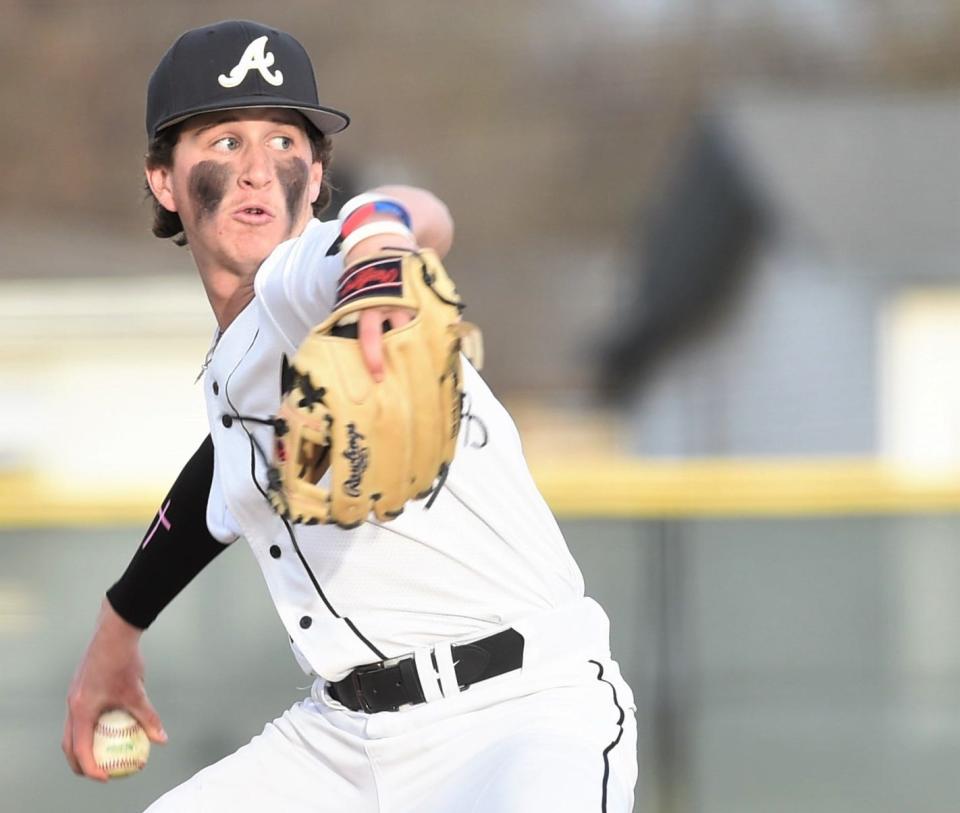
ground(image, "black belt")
xmin=328 ymin=628 xmax=524 ymax=713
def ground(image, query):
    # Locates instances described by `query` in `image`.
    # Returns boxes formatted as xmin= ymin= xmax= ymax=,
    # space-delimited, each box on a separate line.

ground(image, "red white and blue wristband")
xmin=339 ymin=221 xmax=413 ymax=257
xmin=338 ymin=193 xmax=412 ymax=234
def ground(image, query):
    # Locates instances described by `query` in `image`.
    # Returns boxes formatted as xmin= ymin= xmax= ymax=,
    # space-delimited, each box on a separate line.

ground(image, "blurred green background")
xmin=1 ymin=1 xmax=959 ymax=811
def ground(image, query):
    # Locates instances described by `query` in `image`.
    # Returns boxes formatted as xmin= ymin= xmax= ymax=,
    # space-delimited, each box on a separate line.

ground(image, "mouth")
xmin=232 ymin=204 xmax=276 ymax=225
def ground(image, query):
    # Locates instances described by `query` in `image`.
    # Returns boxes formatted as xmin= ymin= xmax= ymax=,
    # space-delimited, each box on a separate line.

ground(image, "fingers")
xmin=62 ymin=677 xmax=166 ymax=781
xmin=63 ymin=698 xmax=165 ymax=780
xmin=73 ymin=711 xmax=109 ymax=782
xmin=130 ymin=695 xmax=168 ymax=745
xmin=62 ymin=600 xmax=155 ymax=782
xmin=61 ymin=708 xmax=83 ymax=776
xmin=358 ymin=309 xmax=385 ymax=382
xmin=63 ymin=697 xmax=108 ymax=782
xmin=387 ymin=308 xmax=413 ymax=329
xmin=358 ymin=307 xmax=415 ymax=382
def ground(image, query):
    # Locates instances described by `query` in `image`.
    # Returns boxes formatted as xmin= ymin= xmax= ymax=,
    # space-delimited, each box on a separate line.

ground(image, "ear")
xmin=308 ymin=161 xmax=323 ymax=204
xmin=145 ymin=164 xmax=178 ymax=213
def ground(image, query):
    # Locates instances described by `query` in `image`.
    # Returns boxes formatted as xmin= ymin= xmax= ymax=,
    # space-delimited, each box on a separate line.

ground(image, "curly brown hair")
xmin=144 ymin=116 xmax=334 ymax=246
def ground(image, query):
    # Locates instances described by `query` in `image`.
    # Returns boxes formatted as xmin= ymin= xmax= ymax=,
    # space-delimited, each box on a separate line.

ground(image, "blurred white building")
xmin=603 ymin=91 xmax=960 ymax=466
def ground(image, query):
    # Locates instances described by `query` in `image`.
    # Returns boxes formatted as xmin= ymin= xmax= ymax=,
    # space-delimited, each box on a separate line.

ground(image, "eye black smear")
xmin=277 ymin=157 xmax=309 ymax=229
xmin=188 ymin=161 xmax=231 ymax=221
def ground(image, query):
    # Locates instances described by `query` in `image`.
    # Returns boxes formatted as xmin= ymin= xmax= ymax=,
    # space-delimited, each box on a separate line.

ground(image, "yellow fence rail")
xmin=2 ymin=457 xmax=960 ymax=528
xmin=533 ymin=457 xmax=960 ymax=518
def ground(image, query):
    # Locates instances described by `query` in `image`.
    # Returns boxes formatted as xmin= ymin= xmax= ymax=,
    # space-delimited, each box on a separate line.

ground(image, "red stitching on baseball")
xmin=100 ymin=758 xmax=145 ymax=769
xmin=96 ymin=723 xmax=141 ymax=737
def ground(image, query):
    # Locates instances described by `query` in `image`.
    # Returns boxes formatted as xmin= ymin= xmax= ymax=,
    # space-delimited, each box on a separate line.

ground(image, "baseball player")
xmin=62 ymin=19 xmax=637 ymax=812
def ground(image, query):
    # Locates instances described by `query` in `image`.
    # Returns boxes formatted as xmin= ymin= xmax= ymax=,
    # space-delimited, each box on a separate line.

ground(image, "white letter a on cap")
xmin=218 ymin=36 xmax=284 ymax=88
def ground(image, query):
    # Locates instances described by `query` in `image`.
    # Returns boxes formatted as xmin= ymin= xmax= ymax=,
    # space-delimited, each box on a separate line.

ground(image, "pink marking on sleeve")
xmin=141 ymin=500 xmax=172 ymax=549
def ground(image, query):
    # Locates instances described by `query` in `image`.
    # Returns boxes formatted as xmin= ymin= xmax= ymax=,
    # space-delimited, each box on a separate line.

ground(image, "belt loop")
xmin=433 ymin=642 xmax=461 ymax=699
xmin=413 ymin=648 xmax=444 ymax=702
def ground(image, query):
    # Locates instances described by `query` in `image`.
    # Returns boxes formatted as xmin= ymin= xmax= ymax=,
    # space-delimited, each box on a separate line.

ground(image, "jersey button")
xmin=269 ymin=545 xmax=281 ymax=559
xmin=212 ymin=381 xmax=219 ymax=395
xmin=299 ymin=616 xmax=312 ymax=629
xmin=221 ymin=415 xmax=233 ymax=428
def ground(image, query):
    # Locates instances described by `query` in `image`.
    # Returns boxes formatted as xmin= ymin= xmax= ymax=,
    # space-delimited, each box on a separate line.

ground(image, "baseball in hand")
xmin=93 ymin=710 xmax=150 ymax=778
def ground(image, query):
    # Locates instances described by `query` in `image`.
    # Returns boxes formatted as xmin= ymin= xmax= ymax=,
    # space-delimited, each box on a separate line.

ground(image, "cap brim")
xmin=153 ymin=98 xmax=350 ymax=137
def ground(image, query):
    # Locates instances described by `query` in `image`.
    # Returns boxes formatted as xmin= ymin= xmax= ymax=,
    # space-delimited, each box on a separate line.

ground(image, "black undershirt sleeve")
xmin=106 ymin=434 xmax=231 ymax=630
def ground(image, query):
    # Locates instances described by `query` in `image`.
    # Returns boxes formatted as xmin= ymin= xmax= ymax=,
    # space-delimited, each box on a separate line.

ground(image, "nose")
xmin=237 ymin=145 xmax=273 ymax=190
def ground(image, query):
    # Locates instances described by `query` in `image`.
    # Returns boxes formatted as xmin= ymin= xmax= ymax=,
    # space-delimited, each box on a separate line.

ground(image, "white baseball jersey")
xmin=148 ymin=217 xmax=638 ymax=813
xmin=201 ymin=218 xmax=586 ymax=681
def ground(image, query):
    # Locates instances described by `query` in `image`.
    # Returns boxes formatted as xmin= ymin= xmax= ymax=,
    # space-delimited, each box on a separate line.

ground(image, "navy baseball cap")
xmin=146 ymin=20 xmax=350 ymax=138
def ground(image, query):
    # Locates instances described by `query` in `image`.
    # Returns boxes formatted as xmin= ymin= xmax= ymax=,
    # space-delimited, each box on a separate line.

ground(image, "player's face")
xmin=147 ymin=108 xmax=323 ymax=277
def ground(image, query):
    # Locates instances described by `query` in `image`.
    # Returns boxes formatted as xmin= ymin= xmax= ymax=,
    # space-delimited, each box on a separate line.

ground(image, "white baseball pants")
xmin=145 ymin=600 xmax=638 ymax=812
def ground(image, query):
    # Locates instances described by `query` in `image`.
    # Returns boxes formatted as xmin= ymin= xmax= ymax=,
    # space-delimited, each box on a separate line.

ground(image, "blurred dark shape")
xmin=325 ymin=164 xmax=360 ymax=218
xmin=598 ymin=119 xmax=766 ymax=402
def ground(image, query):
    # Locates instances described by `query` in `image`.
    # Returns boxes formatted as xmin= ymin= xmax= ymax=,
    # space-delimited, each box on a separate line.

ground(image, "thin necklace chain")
xmin=196 ymin=328 xmax=224 ymax=383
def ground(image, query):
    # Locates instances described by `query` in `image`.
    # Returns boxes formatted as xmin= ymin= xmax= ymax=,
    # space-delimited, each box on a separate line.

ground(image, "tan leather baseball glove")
xmin=268 ymin=249 xmax=477 ymax=528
